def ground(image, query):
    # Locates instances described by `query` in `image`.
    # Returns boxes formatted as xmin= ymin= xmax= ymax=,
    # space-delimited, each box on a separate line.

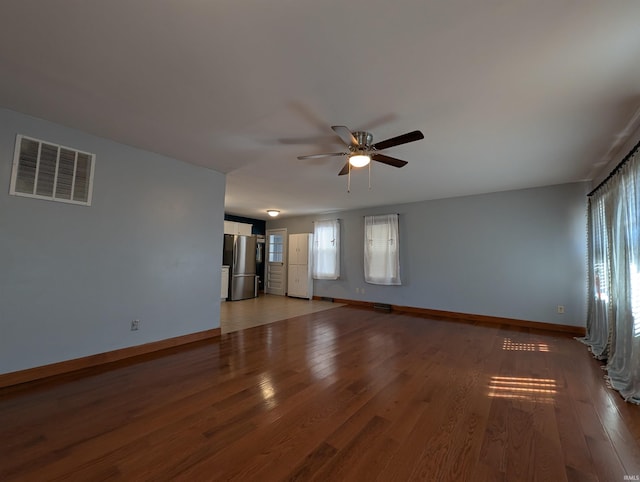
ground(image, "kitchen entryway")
xmin=220 ymin=293 xmax=343 ymax=334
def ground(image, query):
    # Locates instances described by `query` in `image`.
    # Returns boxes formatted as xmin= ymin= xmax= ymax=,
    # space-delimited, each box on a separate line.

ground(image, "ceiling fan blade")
xmin=372 ymin=153 xmax=408 ymax=168
xmin=372 ymin=130 xmax=424 ymax=151
xmin=297 ymin=152 xmax=346 ymax=160
xmin=332 ymin=125 xmax=359 ymax=147
xmin=338 ymin=162 xmax=350 ymax=176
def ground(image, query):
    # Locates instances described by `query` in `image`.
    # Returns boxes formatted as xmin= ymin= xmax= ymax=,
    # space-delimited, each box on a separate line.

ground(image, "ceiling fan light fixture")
xmin=298 ymin=125 xmax=423 ymax=176
xmin=266 ymin=209 xmax=280 ymax=217
xmin=349 ymin=154 xmax=371 ymax=168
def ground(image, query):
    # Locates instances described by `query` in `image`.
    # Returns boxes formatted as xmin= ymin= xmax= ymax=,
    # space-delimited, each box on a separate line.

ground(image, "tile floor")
xmin=219 ymin=293 xmax=344 ymax=334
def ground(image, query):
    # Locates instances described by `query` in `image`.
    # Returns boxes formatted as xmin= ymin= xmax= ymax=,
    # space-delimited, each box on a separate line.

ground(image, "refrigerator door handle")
xmin=233 ymin=237 xmax=238 ymax=269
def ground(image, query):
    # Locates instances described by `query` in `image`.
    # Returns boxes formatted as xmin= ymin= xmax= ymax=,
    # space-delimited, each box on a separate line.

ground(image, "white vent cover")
xmin=9 ymin=135 xmax=95 ymax=206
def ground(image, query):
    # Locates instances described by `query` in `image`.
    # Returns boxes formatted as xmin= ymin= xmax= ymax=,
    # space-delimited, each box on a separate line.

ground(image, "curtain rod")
xmin=588 ymin=138 xmax=640 ymax=197
xmin=363 ymin=213 xmax=400 ymax=217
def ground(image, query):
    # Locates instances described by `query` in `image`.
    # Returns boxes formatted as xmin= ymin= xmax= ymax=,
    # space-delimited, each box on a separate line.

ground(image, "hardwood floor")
xmin=1 ymin=307 xmax=639 ymax=481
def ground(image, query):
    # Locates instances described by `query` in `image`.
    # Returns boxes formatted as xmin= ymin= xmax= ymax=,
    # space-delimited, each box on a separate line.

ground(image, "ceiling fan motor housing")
xmin=350 ymin=131 xmax=373 ymax=153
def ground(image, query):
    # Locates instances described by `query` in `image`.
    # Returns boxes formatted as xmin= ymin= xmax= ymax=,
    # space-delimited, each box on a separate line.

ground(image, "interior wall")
xmin=268 ymin=182 xmax=589 ymax=327
xmin=0 ymin=108 xmax=226 ymax=374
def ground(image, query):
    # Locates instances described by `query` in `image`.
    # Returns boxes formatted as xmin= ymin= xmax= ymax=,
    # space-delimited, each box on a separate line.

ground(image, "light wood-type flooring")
xmin=220 ymin=293 xmax=344 ymax=334
xmin=2 ymin=306 xmax=640 ymax=481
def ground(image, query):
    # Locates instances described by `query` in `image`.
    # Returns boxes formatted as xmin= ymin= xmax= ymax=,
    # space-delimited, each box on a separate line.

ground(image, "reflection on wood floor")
xmin=220 ymin=293 xmax=344 ymax=334
xmin=3 ymin=307 xmax=639 ymax=480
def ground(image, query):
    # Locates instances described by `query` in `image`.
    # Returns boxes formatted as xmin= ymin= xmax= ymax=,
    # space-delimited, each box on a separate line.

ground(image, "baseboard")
xmin=315 ymin=296 xmax=586 ymax=336
xmin=0 ymin=328 xmax=221 ymax=389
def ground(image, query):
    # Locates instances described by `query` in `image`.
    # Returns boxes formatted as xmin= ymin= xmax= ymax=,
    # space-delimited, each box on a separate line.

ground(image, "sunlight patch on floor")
xmin=488 ymin=376 xmax=557 ymax=403
xmin=502 ymin=338 xmax=550 ymax=352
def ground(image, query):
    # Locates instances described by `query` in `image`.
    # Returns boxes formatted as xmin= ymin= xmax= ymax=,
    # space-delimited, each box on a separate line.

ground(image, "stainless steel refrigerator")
xmin=223 ymin=234 xmax=258 ymax=301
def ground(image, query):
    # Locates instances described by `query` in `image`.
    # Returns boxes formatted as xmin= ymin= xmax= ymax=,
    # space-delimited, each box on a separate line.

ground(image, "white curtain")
xmin=582 ymin=194 xmax=612 ymax=359
xmin=364 ymin=214 xmax=401 ymax=285
xmin=313 ymin=219 xmax=340 ymax=280
xmin=581 ymin=147 xmax=640 ymax=404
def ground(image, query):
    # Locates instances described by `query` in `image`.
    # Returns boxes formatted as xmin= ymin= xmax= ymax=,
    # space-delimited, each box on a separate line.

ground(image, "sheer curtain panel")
xmin=313 ymin=219 xmax=340 ymax=280
xmin=364 ymin=214 xmax=401 ymax=285
xmin=581 ymin=195 xmax=612 ymax=359
xmin=582 ymin=145 xmax=640 ymax=404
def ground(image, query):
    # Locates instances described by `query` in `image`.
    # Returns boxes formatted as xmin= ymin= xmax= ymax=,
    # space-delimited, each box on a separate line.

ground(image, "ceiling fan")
xmin=297 ymin=125 xmax=424 ymax=176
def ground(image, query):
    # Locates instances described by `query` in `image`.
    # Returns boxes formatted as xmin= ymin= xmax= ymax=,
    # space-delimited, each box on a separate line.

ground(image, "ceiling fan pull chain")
xmin=347 ymin=163 xmax=351 ymax=193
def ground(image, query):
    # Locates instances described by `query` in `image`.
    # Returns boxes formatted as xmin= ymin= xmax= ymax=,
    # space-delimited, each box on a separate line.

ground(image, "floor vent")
xmin=373 ymin=303 xmax=392 ymax=312
xmin=321 ymin=297 xmax=334 ymax=302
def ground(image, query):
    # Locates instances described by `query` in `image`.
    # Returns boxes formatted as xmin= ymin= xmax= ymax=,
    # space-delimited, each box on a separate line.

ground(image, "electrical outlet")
xmin=131 ymin=319 xmax=140 ymax=331
xmin=557 ymin=305 xmax=565 ymax=314
xmin=361 ymin=287 xmax=365 ymax=294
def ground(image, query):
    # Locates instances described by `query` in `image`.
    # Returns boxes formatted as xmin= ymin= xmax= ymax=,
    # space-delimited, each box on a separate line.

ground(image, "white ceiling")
xmin=1 ymin=1 xmax=639 ymax=220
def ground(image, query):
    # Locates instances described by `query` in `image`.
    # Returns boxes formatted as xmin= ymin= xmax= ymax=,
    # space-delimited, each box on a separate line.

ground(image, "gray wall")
xmin=0 ymin=108 xmax=226 ymax=374
xmin=268 ymin=182 xmax=589 ymax=327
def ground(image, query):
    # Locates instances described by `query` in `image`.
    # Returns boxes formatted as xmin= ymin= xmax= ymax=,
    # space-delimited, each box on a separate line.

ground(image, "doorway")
xmin=265 ymin=228 xmax=287 ymax=296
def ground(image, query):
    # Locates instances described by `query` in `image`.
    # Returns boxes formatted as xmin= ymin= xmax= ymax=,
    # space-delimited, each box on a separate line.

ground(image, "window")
xmin=364 ymin=214 xmax=401 ymax=285
xmin=313 ymin=219 xmax=340 ymax=279
xmin=591 ymin=196 xmax=610 ymax=303
xmin=9 ymin=135 xmax=95 ymax=206
xmin=268 ymin=233 xmax=284 ymax=262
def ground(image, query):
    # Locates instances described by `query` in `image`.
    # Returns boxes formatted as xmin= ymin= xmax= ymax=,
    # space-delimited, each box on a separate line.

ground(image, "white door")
xmin=266 ymin=228 xmax=287 ymax=296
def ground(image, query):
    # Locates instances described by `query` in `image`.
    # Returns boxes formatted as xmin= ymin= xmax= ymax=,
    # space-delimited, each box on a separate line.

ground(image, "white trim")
xmin=70 ymin=150 xmax=78 ymax=200
xmin=32 ymin=141 xmax=42 ymax=196
xmin=51 ymin=143 xmax=61 ymax=198
xmin=9 ymin=135 xmax=23 ymax=195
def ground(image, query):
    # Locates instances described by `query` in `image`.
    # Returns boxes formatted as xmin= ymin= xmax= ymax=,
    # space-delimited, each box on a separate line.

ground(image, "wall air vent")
xmin=9 ymin=135 xmax=95 ymax=206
